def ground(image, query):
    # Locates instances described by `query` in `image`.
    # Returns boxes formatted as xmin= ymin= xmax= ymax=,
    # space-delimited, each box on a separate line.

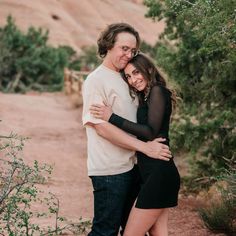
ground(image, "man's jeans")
xmin=88 ymin=167 xmax=140 ymax=236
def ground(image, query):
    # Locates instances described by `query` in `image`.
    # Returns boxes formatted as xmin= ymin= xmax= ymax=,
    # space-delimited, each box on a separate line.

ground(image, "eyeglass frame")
xmin=116 ymin=45 xmax=140 ymax=58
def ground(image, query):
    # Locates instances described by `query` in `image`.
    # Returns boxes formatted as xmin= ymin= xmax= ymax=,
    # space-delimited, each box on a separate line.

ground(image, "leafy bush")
xmin=0 ymin=16 xmax=77 ymax=93
xmin=79 ymin=45 xmax=101 ymax=71
xmin=199 ymin=168 xmax=236 ymax=235
xmin=144 ymin=0 xmax=236 ymax=184
xmin=199 ymin=200 xmax=235 ymax=235
xmin=0 ymin=132 xmax=91 ymax=235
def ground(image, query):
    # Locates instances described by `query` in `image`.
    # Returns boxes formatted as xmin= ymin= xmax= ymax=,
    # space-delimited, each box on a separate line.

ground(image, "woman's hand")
xmin=90 ymin=103 xmax=113 ymax=121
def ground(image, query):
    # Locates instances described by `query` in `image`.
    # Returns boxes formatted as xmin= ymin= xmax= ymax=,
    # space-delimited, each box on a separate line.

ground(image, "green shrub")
xmin=0 ymin=16 xmax=76 ymax=93
xmin=199 ymin=199 xmax=235 ymax=235
xmin=199 ymin=168 xmax=236 ymax=235
xmin=0 ymin=133 xmax=54 ymax=235
xmin=144 ymin=0 xmax=236 ymax=186
xmin=79 ymin=45 xmax=101 ymax=71
xmin=0 ymin=132 xmax=91 ymax=235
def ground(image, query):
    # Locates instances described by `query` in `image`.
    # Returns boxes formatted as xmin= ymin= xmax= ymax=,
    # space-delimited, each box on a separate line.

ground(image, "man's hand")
xmin=92 ymin=123 xmax=172 ymax=161
xmin=90 ymin=103 xmax=112 ymax=121
xmin=143 ymin=138 xmax=172 ymax=161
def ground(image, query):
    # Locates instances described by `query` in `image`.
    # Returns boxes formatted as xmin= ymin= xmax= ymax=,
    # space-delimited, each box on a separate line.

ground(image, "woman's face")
xmin=124 ymin=63 xmax=147 ymax=91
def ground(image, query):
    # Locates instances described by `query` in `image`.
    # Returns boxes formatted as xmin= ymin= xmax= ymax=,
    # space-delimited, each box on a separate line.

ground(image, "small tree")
xmin=0 ymin=132 xmax=91 ymax=235
xmin=79 ymin=45 xmax=101 ymax=71
xmin=144 ymin=0 xmax=236 ymax=181
xmin=0 ymin=16 xmax=79 ymax=93
xmin=199 ymin=168 xmax=236 ymax=235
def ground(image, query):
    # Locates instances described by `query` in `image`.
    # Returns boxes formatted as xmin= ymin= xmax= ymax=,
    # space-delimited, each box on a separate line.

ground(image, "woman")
xmin=90 ymin=53 xmax=180 ymax=236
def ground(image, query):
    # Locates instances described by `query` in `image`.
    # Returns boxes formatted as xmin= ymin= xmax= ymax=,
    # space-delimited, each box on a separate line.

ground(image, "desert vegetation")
xmin=142 ymin=0 xmax=236 ymax=234
xmin=0 ymin=132 xmax=91 ymax=235
xmin=0 ymin=16 xmax=100 ymax=94
xmin=0 ymin=0 xmax=235 ymax=234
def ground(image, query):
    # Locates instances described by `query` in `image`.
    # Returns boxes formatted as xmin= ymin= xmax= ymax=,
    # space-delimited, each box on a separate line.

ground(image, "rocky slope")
xmin=0 ymin=0 xmax=165 ymax=52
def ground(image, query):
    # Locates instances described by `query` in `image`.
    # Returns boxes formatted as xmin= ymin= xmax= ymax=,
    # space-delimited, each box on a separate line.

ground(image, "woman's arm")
xmin=91 ymin=86 xmax=168 ymax=141
xmin=90 ymin=122 xmax=171 ymax=161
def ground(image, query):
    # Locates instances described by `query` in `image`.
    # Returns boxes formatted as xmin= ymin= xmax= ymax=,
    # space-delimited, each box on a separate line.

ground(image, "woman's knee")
xmin=148 ymin=210 xmax=169 ymax=236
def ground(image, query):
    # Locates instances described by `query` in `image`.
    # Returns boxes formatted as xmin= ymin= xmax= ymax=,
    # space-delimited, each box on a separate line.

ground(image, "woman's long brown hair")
xmin=121 ymin=53 xmax=177 ymax=108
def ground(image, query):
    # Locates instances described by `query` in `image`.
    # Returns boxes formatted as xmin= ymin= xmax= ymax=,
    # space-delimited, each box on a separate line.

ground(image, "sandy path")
xmin=0 ymin=92 xmax=92 ymax=221
xmin=0 ymin=92 xmax=225 ymax=236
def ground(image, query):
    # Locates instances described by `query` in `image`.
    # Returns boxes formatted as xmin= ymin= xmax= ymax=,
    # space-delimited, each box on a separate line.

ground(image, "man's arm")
xmin=91 ymin=122 xmax=171 ymax=161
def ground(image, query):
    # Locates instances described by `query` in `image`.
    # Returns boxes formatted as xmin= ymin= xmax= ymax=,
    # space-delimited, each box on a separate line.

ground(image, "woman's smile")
xmin=124 ymin=63 xmax=148 ymax=91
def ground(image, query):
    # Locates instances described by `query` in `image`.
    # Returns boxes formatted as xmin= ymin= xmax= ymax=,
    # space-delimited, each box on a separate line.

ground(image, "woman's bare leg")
xmin=123 ymin=205 xmax=165 ymax=236
xmin=149 ymin=208 xmax=169 ymax=236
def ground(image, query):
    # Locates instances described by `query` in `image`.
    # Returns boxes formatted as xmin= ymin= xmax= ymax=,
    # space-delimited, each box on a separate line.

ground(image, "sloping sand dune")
xmin=0 ymin=0 xmax=165 ymax=52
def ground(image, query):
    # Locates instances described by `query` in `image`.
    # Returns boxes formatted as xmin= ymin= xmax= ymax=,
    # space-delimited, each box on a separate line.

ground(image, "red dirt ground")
xmin=0 ymin=92 xmax=226 ymax=236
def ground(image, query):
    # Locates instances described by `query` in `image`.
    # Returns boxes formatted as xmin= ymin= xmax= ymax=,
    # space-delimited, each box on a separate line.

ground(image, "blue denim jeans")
xmin=88 ymin=166 xmax=141 ymax=236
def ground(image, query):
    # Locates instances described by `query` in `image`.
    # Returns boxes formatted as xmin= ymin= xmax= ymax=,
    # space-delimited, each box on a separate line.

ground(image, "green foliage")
xmin=140 ymin=41 xmax=156 ymax=57
xmin=199 ymin=199 xmax=235 ymax=235
xmin=59 ymin=45 xmax=82 ymax=71
xmin=199 ymin=168 xmax=236 ymax=235
xmin=0 ymin=132 xmax=91 ymax=235
xmin=0 ymin=16 xmax=77 ymax=93
xmin=144 ymin=0 xmax=236 ymax=182
xmin=0 ymin=133 xmax=53 ymax=235
xmin=79 ymin=45 xmax=101 ymax=71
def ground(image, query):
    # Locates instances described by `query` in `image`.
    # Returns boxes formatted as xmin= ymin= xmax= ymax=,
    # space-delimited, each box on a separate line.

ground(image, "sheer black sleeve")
xmin=108 ymin=86 xmax=168 ymax=141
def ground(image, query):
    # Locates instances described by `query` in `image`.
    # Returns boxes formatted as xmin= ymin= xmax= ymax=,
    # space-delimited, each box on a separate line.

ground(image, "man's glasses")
xmin=119 ymin=46 xmax=139 ymax=58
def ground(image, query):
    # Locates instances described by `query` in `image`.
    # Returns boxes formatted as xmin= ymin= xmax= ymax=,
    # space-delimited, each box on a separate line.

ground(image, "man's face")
xmin=106 ymin=32 xmax=137 ymax=72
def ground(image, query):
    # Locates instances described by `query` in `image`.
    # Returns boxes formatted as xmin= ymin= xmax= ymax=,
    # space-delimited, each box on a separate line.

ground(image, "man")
xmin=82 ymin=23 xmax=171 ymax=236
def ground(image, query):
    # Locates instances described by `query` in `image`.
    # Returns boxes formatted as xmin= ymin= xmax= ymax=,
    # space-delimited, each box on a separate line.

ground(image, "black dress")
xmin=109 ymin=85 xmax=180 ymax=209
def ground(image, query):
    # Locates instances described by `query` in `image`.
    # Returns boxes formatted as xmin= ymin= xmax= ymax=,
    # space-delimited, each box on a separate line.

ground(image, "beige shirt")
xmin=82 ymin=64 xmax=138 ymax=176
